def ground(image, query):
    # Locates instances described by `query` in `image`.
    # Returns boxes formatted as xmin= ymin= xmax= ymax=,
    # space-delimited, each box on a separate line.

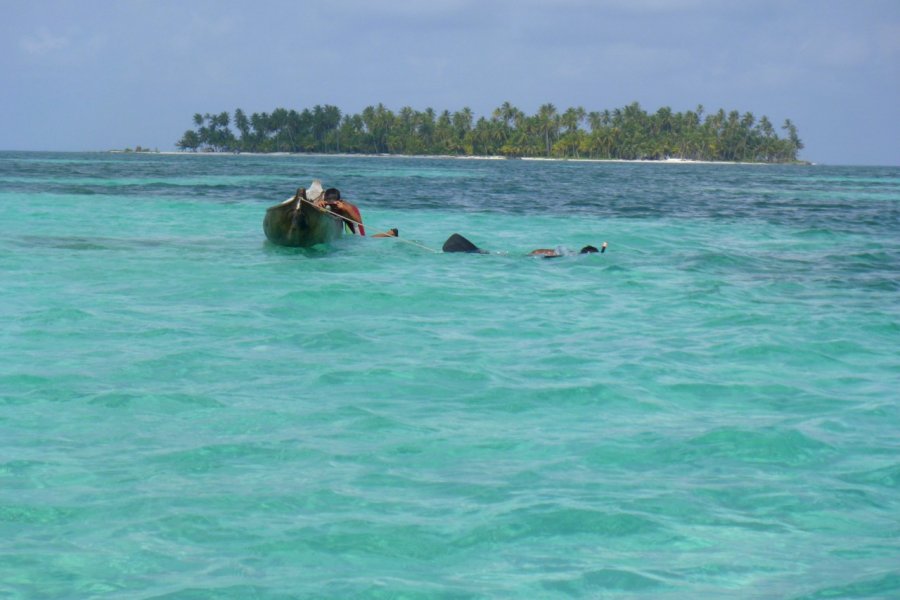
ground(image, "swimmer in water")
xmin=529 ymin=242 xmax=607 ymax=257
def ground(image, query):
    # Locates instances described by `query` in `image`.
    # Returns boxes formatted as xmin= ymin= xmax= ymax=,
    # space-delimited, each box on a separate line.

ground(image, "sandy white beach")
xmin=148 ymin=150 xmax=780 ymax=165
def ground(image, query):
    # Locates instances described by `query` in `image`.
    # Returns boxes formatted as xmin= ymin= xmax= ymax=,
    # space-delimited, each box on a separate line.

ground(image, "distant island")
xmin=112 ymin=146 xmax=159 ymax=154
xmin=176 ymin=102 xmax=804 ymax=163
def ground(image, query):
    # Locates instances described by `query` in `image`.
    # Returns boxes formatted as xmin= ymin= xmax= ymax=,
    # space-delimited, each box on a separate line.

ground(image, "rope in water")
xmin=297 ymin=196 xmax=439 ymax=253
xmin=296 ymin=195 xmax=611 ymax=256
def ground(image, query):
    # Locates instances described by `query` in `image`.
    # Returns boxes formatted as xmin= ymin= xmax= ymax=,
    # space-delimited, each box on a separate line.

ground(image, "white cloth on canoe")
xmin=306 ymin=180 xmax=324 ymax=202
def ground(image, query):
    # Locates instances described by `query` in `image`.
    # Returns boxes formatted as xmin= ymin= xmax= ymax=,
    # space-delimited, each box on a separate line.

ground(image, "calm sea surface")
xmin=1 ymin=152 xmax=898 ymax=599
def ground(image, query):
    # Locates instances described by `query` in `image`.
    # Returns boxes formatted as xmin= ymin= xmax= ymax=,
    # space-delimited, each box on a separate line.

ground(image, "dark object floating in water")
xmin=442 ymin=233 xmax=486 ymax=253
xmin=263 ymin=186 xmax=343 ymax=248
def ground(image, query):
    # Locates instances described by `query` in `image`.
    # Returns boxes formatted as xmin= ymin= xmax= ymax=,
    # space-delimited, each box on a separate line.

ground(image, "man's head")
xmin=324 ymin=188 xmax=341 ymax=201
xmin=580 ymin=245 xmax=600 ymax=254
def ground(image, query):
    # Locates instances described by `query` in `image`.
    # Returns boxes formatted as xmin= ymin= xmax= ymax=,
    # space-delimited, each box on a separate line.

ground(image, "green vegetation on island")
xmin=177 ymin=102 xmax=803 ymax=163
xmin=119 ymin=146 xmax=159 ymax=153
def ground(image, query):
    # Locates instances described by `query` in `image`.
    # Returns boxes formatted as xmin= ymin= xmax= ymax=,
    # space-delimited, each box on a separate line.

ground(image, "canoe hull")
xmin=263 ymin=197 xmax=344 ymax=247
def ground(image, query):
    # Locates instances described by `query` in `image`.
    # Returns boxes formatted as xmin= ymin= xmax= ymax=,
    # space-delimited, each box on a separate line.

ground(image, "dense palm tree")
xmin=536 ymin=103 xmax=559 ymax=156
xmin=233 ymin=108 xmax=250 ymax=150
xmin=178 ymin=102 xmax=803 ymax=162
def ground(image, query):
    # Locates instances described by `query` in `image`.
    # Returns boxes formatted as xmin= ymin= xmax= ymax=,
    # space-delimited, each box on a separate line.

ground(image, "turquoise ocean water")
xmin=1 ymin=152 xmax=898 ymax=598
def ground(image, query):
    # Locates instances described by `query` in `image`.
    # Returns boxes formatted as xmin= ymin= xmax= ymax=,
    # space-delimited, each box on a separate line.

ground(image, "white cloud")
xmin=17 ymin=26 xmax=108 ymax=66
xmin=20 ymin=28 xmax=69 ymax=56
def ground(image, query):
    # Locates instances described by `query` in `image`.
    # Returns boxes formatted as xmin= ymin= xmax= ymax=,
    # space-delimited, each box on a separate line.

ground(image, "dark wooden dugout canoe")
xmin=263 ymin=192 xmax=344 ymax=247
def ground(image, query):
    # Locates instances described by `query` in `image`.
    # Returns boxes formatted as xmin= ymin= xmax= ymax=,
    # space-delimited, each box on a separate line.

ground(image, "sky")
xmin=1 ymin=0 xmax=898 ymax=165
